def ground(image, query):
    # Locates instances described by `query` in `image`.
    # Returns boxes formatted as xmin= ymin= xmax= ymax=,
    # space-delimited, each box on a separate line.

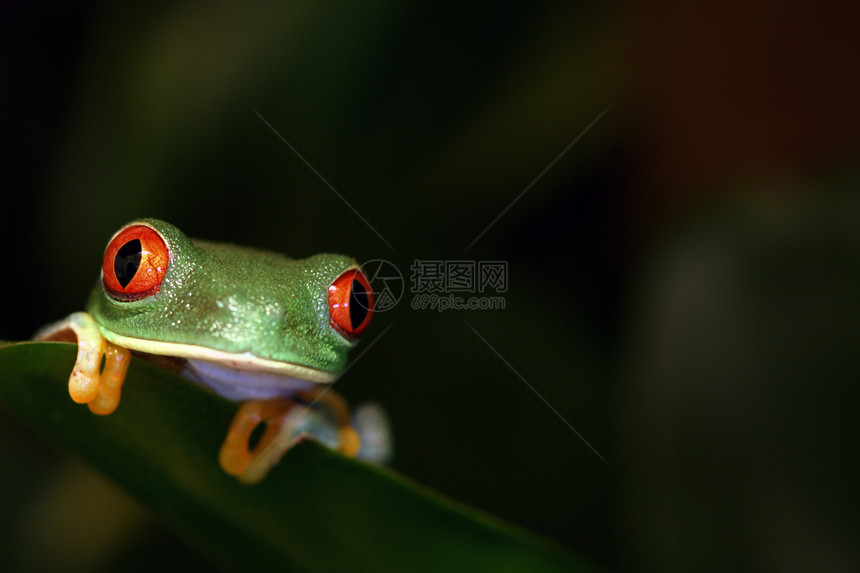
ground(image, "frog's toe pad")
xmin=352 ymin=402 xmax=393 ymax=464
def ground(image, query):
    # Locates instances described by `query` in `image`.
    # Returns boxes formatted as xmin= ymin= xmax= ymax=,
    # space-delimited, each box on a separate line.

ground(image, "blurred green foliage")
xmin=0 ymin=342 xmax=601 ymax=573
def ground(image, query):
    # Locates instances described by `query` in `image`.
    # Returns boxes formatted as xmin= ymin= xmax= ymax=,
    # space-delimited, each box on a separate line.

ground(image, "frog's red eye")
xmin=102 ymin=224 xmax=169 ymax=302
xmin=328 ymin=268 xmax=374 ymax=338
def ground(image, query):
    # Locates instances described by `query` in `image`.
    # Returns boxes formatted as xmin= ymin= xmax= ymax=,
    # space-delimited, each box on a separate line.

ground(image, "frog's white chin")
xmin=182 ymin=358 xmax=323 ymax=402
xmin=94 ymin=330 xmax=335 ymax=400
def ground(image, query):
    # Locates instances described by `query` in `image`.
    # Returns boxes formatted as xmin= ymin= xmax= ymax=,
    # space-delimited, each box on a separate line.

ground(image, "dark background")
xmin=2 ymin=1 xmax=859 ymax=571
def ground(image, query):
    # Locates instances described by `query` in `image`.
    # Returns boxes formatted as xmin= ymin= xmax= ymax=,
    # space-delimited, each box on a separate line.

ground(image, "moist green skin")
xmin=86 ymin=218 xmax=357 ymax=374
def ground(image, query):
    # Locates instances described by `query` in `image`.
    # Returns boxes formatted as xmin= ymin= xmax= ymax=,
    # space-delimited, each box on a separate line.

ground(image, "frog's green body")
xmin=36 ymin=218 xmax=389 ymax=483
xmin=87 ymin=219 xmax=358 ymax=379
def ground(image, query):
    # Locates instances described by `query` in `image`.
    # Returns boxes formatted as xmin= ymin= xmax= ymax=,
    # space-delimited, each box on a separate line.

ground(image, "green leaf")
xmin=0 ymin=342 xmax=597 ymax=572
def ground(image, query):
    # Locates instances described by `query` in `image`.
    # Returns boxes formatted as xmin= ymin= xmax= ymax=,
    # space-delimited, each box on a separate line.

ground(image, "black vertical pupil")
xmin=114 ymin=239 xmax=142 ymax=288
xmin=349 ymin=278 xmax=369 ymax=328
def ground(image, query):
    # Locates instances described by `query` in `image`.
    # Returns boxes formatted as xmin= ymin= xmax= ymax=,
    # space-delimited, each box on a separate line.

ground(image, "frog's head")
xmin=86 ymin=218 xmax=374 ymax=400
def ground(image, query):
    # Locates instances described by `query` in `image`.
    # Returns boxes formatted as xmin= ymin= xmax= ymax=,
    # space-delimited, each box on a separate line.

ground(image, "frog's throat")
xmin=98 ymin=330 xmax=335 ymax=384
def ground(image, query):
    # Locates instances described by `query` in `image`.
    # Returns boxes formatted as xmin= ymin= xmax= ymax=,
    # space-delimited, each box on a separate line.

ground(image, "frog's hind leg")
xmin=220 ymin=392 xmax=360 ymax=484
xmin=219 ymin=399 xmax=287 ymax=478
xmin=218 ymin=398 xmax=338 ymax=484
xmin=35 ymin=312 xmax=131 ymax=415
xmin=296 ymin=387 xmax=361 ymax=458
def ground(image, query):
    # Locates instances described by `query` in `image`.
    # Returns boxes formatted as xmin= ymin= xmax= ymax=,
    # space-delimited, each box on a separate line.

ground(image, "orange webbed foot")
xmin=219 ymin=392 xmax=362 ymax=484
xmin=35 ymin=312 xmax=131 ymax=415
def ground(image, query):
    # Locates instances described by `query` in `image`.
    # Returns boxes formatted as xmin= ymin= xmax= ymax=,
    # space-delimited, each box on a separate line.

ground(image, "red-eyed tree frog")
xmin=36 ymin=219 xmax=391 ymax=483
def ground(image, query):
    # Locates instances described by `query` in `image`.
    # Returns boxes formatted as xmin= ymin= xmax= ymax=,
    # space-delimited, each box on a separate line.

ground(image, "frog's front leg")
xmin=219 ymin=389 xmax=360 ymax=484
xmin=35 ymin=312 xmax=131 ymax=415
xmin=88 ymin=343 xmax=132 ymax=414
